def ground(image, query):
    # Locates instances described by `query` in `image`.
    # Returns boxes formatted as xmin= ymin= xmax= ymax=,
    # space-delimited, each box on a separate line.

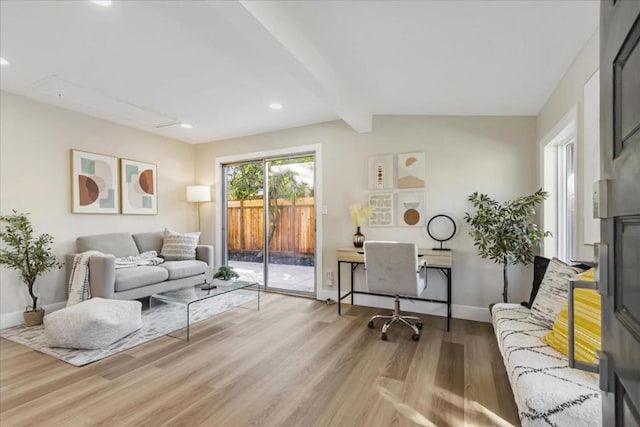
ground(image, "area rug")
xmin=0 ymin=290 xmax=257 ymax=367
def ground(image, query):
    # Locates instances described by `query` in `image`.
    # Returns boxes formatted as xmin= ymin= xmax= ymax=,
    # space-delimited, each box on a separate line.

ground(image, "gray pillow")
xmin=528 ymin=257 xmax=586 ymax=328
xmin=160 ymin=229 xmax=200 ymax=261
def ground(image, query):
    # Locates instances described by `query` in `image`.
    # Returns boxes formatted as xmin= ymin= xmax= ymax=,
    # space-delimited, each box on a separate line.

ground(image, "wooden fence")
xmin=227 ymin=197 xmax=315 ymax=255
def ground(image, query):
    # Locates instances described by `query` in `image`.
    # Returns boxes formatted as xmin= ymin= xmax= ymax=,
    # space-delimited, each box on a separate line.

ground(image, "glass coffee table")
xmin=150 ymin=280 xmax=259 ymax=341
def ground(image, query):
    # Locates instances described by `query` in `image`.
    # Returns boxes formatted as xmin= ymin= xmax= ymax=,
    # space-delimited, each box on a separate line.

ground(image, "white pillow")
xmin=528 ymin=257 xmax=585 ymax=328
xmin=160 ymin=228 xmax=200 ymax=261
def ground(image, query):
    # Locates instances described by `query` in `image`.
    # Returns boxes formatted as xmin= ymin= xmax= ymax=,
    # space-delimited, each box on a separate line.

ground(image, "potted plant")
xmin=464 ymin=189 xmax=550 ymax=303
xmin=214 ymin=265 xmax=240 ymax=281
xmin=0 ymin=211 xmax=63 ymax=326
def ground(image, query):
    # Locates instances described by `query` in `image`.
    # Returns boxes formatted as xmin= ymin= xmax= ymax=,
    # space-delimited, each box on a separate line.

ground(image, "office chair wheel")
xmin=412 ymin=333 xmax=420 ymax=341
xmin=416 ymin=322 xmax=423 ymax=330
xmin=368 ymin=321 xmax=374 ymax=328
xmin=381 ymin=332 xmax=388 ymax=341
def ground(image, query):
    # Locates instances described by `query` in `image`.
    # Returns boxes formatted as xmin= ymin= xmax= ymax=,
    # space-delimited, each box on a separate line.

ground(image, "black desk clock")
xmin=426 ymin=214 xmax=456 ymax=251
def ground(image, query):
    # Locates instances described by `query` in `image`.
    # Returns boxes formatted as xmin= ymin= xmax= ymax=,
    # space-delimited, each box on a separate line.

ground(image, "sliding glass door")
xmin=222 ymin=154 xmax=315 ymax=296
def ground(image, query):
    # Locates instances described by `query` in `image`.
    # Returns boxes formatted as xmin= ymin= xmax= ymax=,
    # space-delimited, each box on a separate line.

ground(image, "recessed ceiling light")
xmin=0 ymin=57 xmax=9 ymax=66
xmin=91 ymin=0 xmax=112 ymax=6
xmin=269 ymin=103 xmax=283 ymax=110
xmin=181 ymin=123 xmax=193 ymax=129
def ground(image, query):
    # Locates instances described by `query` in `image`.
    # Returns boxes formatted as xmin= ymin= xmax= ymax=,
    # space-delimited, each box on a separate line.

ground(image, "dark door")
xmin=600 ymin=1 xmax=640 ymax=425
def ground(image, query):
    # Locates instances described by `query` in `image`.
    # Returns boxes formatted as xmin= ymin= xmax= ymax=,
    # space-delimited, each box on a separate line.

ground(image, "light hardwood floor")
xmin=0 ymin=293 xmax=519 ymax=426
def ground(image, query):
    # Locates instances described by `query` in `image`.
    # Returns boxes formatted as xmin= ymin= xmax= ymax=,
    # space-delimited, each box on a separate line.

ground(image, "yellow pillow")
xmin=541 ymin=268 xmax=601 ymax=364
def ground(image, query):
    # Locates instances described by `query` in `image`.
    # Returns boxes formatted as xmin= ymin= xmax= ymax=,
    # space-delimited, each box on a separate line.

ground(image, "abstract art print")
xmin=120 ymin=158 xmax=157 ymax=215
xmin=369 ymin=192 xmax=394 ymax=226
xmin=368 ymin=155 xmax=394 ymax=189
xmin=70 ymin=150 xmax=119 ymax=214
xmin=397 ymin=152 xmax=425 ymax=189
xmin=397 ymin=191 xmax=425 ymax=227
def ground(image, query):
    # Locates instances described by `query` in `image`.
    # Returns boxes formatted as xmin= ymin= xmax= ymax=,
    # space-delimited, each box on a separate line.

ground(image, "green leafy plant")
xmin=214 ymin=265 xmax=240 ymax=281
xmin=464 ymin=189 xmax=550 ymax=303
xmin=0 ymin=211 xmax=63 ymax=312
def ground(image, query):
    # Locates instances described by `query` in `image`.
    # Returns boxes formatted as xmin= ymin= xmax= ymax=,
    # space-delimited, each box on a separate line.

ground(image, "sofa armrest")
xmin=88 ymin=254 xmax=116 ymax=299
xmin=66 ymin=253 xmax=116 ymax=299
xmin=196 ymin=245 xmax=214 ymax=267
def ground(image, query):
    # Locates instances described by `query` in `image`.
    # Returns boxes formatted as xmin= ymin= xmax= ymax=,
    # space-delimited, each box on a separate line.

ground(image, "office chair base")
xmin=367 ymin=296 xmax=423 ymax=341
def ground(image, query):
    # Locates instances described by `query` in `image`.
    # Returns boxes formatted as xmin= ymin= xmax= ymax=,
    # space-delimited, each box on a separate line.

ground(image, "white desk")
xmin=335 ymin=247 xmax=453 ymax=331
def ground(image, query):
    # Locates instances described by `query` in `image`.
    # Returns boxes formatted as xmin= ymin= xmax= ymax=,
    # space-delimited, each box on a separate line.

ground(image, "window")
xmin=557 ymin=140 xmax=575 ymax=261
xmin=542 ymin=108 xmax=577 ymax=262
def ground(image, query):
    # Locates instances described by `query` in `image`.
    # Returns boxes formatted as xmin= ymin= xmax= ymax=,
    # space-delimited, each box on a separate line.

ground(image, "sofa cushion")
xmin=492 ymin=303 xmax=600 ymax=426
xmin=525 ymin=256 xmax=551 ymax=308
xmin=541 ymin=269 xmax=601 ymax=364
xmin=115 ymin=266 xmax=168 ymax=292
xmin=77 ymin=233 xmax=139 ymax=258
xmin=160 ymin=229 xmax=200 ymax=261
xmin=528 ymin=258 xmax=586 ymax=328
xmin=158 ymin=260 xmax=207 ymax=280
xmin=132 ymin=231 xmax=164 ymax=254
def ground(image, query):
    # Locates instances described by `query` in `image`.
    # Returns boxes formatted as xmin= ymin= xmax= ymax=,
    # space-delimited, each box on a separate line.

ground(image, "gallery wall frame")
xmin=70 ymin=149 xmax=119 ymax=214
xmin=120 ymin=158 xmax=158 ymax=215
xmin=368 ymin=154 xmax=394 ymax=189
xmin=369 ymin=192 xmax=394 ymax=226
xmin=397 ymin=191 xmax=426 ymax=227
xmin=397 ymin=152 xmax=425 ymax=189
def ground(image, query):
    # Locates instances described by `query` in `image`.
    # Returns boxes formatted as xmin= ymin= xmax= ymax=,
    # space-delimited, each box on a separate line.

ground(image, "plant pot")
xmin=23 ymin=308 xmax=45 ymax=327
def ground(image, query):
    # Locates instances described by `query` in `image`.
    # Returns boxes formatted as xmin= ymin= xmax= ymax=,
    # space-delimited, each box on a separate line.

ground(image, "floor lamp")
xmin=186 ymin=185 xmax=211 ymax=232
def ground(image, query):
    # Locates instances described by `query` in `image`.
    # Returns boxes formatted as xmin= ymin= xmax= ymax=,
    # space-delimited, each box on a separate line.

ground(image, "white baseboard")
xmin=0 ymin=301 xmax=66 ymax=329
xmin=317 ymin=289 xmax=490 ymax=323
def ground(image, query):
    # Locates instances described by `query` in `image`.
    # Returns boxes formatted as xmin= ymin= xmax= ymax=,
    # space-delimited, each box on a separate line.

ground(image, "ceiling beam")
xmin=206 ymin=0 xmax=372 ymax=133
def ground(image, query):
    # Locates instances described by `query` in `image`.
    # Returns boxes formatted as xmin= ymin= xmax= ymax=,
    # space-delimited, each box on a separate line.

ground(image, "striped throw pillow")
xmin=541 ymin=269 xmax=601 ymax=364
xmin=160 ymin=229 xmax=200 ymax=261
xmin=528 ymin=257 xmax=586 ymax=328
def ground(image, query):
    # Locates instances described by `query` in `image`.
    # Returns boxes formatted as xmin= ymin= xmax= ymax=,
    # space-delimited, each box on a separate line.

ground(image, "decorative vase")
xmin=23 ymin=308 xmax=45 ymax=327
xmin=353 ymin=227 xmax=365 ymax=248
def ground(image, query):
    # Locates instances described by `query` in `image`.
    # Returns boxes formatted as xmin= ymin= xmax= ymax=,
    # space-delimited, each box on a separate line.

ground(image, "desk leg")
xmin=338 ymin=261 xmax=342 ymax=315
xmin=350 ymin=264 xmax=355 ymax=305
xmin=447 ymin=269 xmax=451 ymax=332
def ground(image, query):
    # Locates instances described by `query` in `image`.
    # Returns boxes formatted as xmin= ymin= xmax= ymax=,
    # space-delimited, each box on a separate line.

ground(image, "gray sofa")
xmin=65 ymin=231 xmax=214 ymax=300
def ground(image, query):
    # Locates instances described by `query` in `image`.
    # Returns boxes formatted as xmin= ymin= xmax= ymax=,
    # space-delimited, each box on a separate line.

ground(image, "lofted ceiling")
xmin=0 ymin=0 xmax=599 ymax=144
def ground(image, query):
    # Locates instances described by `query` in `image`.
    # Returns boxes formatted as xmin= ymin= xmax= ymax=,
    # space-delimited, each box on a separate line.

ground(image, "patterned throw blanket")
xmin=114 ymin=251 xmax=164 ymax=269
xmin=67 ymin=251 xmax=102 ymax=307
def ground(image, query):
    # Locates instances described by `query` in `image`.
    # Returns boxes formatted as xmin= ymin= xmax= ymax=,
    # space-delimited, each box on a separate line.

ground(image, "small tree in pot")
xmin=464 ymin=189 xmax=550 ymax=303
xmin=0 ymin=211 xmax=63 ymax=326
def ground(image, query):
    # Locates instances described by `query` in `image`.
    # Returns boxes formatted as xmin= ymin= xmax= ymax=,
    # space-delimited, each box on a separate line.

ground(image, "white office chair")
xmin=364 ymin=241 xmax=427 ymax=341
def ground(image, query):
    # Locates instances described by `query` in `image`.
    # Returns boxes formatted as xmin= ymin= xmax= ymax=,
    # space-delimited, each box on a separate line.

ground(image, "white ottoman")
xmin=44 ymin=298 xmax=142 ymax=350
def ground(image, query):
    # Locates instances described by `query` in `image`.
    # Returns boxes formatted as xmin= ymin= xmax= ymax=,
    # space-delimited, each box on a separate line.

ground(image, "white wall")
xmin=537 ymin=29 xmax=600 ymax=261
xmin=195 ymin=115 xmax=538 ymax=315
xmin=0 ymin=92 xmax=196 ymax=322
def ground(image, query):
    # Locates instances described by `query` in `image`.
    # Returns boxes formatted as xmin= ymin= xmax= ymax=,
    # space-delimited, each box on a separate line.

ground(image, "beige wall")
xmin=536 ymin=29 xmax=600 ymax=261
xmin=196 ymin=115 xmax=538 ymax=310
xmin=0 ymin=92 xmax=196 ymax=318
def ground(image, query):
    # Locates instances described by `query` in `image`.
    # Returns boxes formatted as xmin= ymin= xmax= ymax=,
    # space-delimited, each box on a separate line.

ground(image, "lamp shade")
xmin=186 ymin=185 xmax=211 ymax=202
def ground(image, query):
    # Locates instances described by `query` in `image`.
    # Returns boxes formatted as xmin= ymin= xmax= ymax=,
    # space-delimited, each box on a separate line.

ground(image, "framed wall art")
xmin=369 ymin=192 xmax=394 ymax=226
xmin=70 ymin=149 xmax=119 ymax=214
xmin=397 ymin=152 xmax=425 ymax=189
xmin=120 ymin=158 xmax=157 ymax=215
xmin=368 ymin=154 xmax=394 ymax=189
xmin=397 ymin=191 xmax=426 ymax=227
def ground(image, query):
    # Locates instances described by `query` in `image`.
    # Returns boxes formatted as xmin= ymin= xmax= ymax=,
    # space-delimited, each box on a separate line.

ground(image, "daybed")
xmin=65 ymin=231 xmax=213 ymax=300
xmin=492 ymin=303 xmax=601 ymax=426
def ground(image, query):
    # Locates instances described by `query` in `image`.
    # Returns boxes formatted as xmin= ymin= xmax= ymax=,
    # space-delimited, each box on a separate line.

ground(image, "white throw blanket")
xmin=67 ymin=250 xmax=102 ymax=307
xmin=114 ymin=251 xmax=164 ymax=269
